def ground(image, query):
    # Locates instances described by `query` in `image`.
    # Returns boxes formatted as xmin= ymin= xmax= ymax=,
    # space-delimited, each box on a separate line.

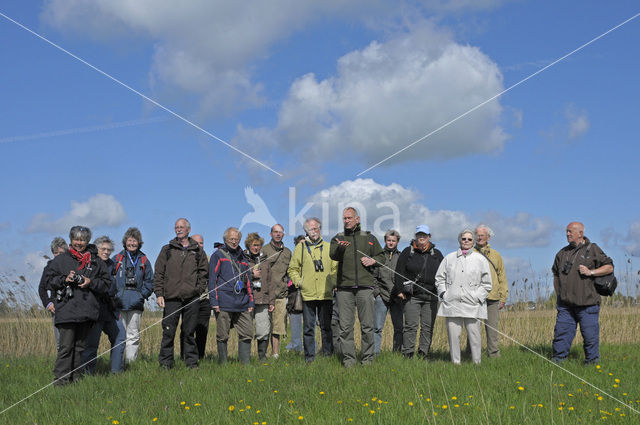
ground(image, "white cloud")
xmin=41 ymin=0 xmax=377 ymax=114
xmin=27 ymin=194 xmax=126 ymax=233
xmin=609 ymin=221 xmax=640 ymax=257
xmin=300 ymin=178 xmax=470 ymax=242
xmin=419 ymin=0 xmax=508 ymax=12
xmin=295 ymin=179 xmax=555 ymax=251
xmin=542 ymin=103 xmax=590 ymax=144
xmin=480 ymin=211 xmax=557 ymax=248
xmin=238 ymin=23 xmax=507 ymax=166
xmin=565 ymin=104 xmax=590 ymax=140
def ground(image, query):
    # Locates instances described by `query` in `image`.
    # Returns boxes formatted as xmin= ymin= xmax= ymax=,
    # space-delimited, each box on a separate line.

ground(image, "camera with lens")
xmin=561 ymin=260 xmax=573 ymax=275
xmin=125 ymin=267 xmax=137 ymax=288
xmin=313 ymin=259 xmax=324 ymax=272
xmin=70 ymin=273 xmax=85 ymax=285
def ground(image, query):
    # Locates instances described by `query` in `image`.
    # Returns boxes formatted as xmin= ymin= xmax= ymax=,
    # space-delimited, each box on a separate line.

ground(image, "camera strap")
xmin=218 ymin=248 xmax=244 ymax=280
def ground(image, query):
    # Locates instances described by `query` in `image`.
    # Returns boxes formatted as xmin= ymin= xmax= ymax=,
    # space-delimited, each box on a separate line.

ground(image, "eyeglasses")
xmin=460 ymin=238 xmax=473 ymax=242
xmin=98 ymin=247 xmax=113 ymax=253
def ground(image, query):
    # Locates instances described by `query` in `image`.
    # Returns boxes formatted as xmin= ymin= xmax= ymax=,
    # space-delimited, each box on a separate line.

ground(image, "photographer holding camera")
xmin=47 ymin=226 xmax=110 ymax=386
xmin=288 ymin=218 xmax=337 ymax=363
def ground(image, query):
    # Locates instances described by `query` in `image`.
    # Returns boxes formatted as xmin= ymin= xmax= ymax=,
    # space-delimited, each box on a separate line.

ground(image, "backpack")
xmin=113 ymin=252 xmax=147 ymax=275
xmin=583 ymin=243 xmax=617 ymax=297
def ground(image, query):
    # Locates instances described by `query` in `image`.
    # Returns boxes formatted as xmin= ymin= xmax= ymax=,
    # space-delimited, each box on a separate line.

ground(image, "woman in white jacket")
xmin=435 ymin=229 xmax=492 ymax=364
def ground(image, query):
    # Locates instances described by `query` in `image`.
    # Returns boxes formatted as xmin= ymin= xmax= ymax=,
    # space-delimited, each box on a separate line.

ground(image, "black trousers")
xmin=53 ymin=321 xmax=92 ymax=385
xmin=159 ymin=297 xmax=199 ymax=368
xmin=180 ymin=298 xmax=211 ymax=359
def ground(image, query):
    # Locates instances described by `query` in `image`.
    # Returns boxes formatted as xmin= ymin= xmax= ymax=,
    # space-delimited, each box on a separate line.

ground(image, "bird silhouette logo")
xmin=239 ymin=187 xmax=277 ymax=230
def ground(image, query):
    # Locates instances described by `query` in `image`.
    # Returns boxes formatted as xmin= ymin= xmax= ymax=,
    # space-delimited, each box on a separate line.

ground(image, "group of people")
xmin=38 ymin=208 xmax=613 ymax=385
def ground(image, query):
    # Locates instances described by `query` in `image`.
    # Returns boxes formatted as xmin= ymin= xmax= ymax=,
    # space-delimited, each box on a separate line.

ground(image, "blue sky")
xmin=1 ymin=0 xmax=639 ymax=303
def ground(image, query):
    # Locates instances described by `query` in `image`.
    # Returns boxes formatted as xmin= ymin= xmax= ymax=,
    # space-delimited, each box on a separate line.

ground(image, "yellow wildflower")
xmin=228 ymin=405 xmax=235 ymax=412
xmin=194 ymin=403 xmax=201 ymax=407
xmin=185 ymin=406 xmax=190 ymax=410
xmin=180 ymin=401 xmax=186 ymax=405
xmin=298 ymin=416 xmax=304 ymax=420
xmin=518 ymin=386 xmax=524 ymax=391
xmin=408 ymin=402 xmax=413 ymax=406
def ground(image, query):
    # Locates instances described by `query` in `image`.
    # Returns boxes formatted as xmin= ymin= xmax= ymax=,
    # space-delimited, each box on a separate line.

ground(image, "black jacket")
xmin=38 ymin=260 xmax=54 ymax=310
xmin=393 ymin=241 xmax=443 ymax=301
xmin=47 ymin=245 xmax=111 ymax=325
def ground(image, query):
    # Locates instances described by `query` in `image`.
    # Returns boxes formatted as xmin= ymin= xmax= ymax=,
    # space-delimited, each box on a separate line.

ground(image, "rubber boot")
xmin=257 ymin=339 xmax=268 ymax=362
xmin=217 ymin=342 xmax=228 ymax=364
xmin=238 ymin=340 xmax=252 ymax=365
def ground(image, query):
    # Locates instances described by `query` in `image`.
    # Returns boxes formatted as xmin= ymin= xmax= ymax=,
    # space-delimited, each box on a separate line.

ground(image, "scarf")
xmin=69 ymin=247 xmax=91 ymax=270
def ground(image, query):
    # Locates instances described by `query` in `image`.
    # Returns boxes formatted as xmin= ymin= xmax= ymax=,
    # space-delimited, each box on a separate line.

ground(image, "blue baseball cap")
xmin=415 ymin=225 xmax=431 ymax=235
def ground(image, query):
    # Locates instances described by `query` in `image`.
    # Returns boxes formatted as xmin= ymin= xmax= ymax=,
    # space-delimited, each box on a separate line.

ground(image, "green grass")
xmin=1 ymin=344 xmax=638 ymax=424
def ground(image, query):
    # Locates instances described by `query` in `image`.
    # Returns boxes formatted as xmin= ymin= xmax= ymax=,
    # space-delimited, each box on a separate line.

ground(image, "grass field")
xmin=0 ymin=306 xmax=639 ymax=424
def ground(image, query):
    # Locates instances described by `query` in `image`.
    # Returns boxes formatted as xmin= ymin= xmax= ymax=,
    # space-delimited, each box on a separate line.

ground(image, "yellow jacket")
xmin=288 ymin=239 xmax=337 ymax=301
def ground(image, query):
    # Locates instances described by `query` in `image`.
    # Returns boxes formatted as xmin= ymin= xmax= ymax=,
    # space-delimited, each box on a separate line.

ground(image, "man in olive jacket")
xmin=154 ymin=218 xmax=208 ymax=369
xmin=551 ymin=222 xmax=613 ymax=364
xmin=330 ymin=207 xmax=385 ymax=367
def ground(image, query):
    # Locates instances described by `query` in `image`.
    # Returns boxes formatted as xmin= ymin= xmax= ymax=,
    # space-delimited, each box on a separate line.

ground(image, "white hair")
xmin=475 ymin=224 xmax=495 ymax=238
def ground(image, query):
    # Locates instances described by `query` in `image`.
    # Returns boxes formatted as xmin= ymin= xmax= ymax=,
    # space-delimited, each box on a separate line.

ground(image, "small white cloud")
xmin=611 ymin=221 xmax=640 ymax=257
xmin=419 ymin=0 xmax=508 ymax=12
xmin=27 ymin=194 xmax=126 ymax=233
xmin=566 ymin=105 xmax=590 ymax=140
xmin=480 ymin=211 xmax=557 ymax=248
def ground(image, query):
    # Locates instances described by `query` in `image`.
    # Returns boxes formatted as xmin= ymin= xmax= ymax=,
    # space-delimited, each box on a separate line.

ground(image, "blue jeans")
xmin=302 ymin=300 xmax=333 ymax=361
xmin=373 ymin=295 xmax=403 ymax=353
xmin=552 ymin=302 xmax=600 ymax=363
xmin=83 ymin=313 xmax=125 ymax=374
xmin=286 ymin=313 xmax=303 ymax=351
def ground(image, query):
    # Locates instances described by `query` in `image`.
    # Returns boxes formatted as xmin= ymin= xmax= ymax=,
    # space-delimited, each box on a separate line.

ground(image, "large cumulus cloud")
xmin=238 ymin=24 xmax=508 ymax=167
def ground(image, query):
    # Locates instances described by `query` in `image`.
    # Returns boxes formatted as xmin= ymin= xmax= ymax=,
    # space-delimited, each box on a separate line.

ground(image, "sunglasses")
xmin=461 ymin=238 xmax=473 ymax=242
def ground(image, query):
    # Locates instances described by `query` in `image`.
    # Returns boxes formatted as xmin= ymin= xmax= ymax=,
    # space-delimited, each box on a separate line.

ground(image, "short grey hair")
xmin=122 ymin=227 xmax=143 ymax=248
xmin=343 ymin=207 xmax=358 ymax=216
xmin=69 ymin=226 xmax=92 ymax=243
xmin=94 ymin=235 xmax=114 ymax=249
xmin=384 ymin=229 xmax=401 ymax=241
xmin=458 ymin=228 xmax=475 ymax=244
xmin=303 ymin=217 xmax=322 ymax=233
xmin=475 ymin=224 xmax=495 ymax=238
xmin=175 ymin=217 xmax=191 ymax=229
xmin=50 ymin=237 xmax=68 ymax=254
xmin=223 ymin=227 xmax=241 ymax=243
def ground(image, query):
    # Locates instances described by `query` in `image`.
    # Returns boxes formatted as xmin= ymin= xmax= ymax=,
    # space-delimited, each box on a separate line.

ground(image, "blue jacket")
xmin=112 ymin=250 xmax=154 ymax=311
xmin=209 ymin=244 xmax=254 ymax=312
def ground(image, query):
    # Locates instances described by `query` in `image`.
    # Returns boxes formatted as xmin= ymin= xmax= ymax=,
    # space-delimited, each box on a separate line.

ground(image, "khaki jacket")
xmin=475 ymin=244 xmax=508 ymax=303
